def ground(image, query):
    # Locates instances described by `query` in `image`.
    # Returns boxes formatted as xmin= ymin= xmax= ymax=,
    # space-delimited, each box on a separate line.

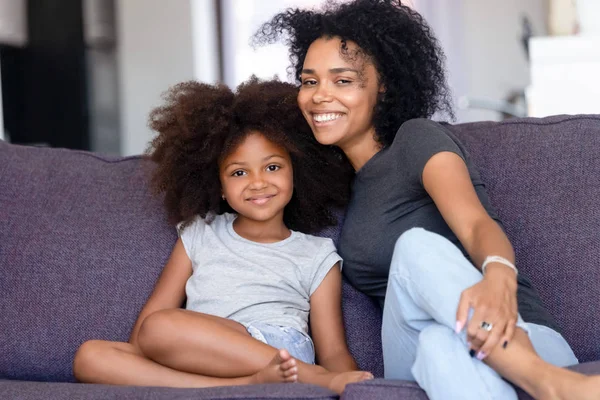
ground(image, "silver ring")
xmin=480 ymin=321 xmax=493 ymax=332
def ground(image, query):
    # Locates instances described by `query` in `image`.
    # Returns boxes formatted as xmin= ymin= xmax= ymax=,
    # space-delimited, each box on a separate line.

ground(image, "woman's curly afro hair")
xmin=146 ymin=77 xmax=353 ymax=234
xmin=254 ymin=0 xmax=454 ymax=147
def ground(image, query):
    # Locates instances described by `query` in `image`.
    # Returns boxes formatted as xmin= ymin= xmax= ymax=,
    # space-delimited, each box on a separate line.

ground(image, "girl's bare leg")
xmin=485 ymin=329 xmax=600 ymax=400
xmin=136 ymin=309 xmax=372 ymax=393
xmin=73 ymin=340 xmax=298 ymax=387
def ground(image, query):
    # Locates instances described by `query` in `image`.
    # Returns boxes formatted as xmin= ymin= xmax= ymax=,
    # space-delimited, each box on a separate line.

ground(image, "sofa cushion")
xmin=447 ymin=115 xmax=600 ymax=362
xmin=0 ymin=381 xmax=337 ymax=400
xmin=341 ymin=379 xmax=426 ymax=400
xmin=0 ymin=143 xmax=177 ymax=381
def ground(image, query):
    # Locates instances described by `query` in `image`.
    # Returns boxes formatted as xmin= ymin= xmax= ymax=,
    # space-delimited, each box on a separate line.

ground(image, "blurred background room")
xmin=0 ymin=0 xmax=598 ymax=156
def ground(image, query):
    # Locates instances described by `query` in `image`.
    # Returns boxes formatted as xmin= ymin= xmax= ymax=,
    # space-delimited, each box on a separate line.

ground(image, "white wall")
xmin=416 ymin=0 xmax=546 ymax=122
xmin=460 ymin=0 xmax=547 ymax=121
xmin=221 ymin=0 xmax=324 ymax=88
xmin=116 ymin=0 xmax=196 ymax=156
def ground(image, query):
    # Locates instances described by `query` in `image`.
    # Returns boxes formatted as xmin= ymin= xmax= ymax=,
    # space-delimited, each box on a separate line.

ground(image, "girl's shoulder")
xmin=291 ymin=231 xmax=337 ymax=254
xmin=177 ymin=212 xmax=234 ymax=237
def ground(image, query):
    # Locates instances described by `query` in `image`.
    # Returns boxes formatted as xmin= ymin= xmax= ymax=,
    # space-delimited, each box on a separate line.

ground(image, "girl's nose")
xmin=248 ymin=174 xmax=268 ymax=189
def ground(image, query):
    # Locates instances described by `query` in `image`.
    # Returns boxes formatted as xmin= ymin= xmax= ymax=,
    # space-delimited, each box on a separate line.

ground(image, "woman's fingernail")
xmin=476 ymin=351 xmax=486 ymax=360
xmin=467 ymin=341 xmax=472 ymax=349
xmin=469 ymin=349 xmax=476 ymax=357
xmin=503 ymin=341 xmax=508 ymax=349
xmin=455 ymin=321 xmax=463 ymax=334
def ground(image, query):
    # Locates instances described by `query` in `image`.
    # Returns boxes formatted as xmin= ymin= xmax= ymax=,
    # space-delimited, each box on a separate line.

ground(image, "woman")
xmin=255 ymin=1 xmax=600 ymax=399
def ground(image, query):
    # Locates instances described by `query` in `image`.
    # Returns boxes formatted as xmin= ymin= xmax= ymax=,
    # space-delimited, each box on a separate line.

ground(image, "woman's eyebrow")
xmin=301 ymin=68 xmax=359 ymax=74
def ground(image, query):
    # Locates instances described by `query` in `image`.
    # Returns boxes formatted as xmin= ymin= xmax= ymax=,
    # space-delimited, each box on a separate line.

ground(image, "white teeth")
xmin=313 ymin=113 xmax=342 ymax=122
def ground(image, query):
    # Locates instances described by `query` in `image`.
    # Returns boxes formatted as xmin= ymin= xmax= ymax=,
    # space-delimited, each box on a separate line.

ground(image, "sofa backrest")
xmin=447 ymin=114 xmax=600 ymax=363
xmin=0 ymin=144 xmax=177 ymax=381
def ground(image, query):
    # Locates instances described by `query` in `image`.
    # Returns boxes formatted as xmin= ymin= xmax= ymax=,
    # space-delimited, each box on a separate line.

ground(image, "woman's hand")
xmin=455 ymin=266 xmax=518 ymax=360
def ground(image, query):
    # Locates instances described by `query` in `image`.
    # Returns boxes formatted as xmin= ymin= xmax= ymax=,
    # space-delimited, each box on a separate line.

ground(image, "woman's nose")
xmin=313 ymin=83 xmax=333 ymax=103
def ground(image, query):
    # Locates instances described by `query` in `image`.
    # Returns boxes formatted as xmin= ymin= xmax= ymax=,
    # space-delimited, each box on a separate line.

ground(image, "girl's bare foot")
xmin=251 ymin=349 xmax=298 ymax=384
xmin=327 ymin=370 xmax=374 ymax=394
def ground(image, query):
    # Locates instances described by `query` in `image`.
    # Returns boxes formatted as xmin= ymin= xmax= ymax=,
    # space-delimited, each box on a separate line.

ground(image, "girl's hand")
xmin=455 ymin=266 xmax=518 ymax=360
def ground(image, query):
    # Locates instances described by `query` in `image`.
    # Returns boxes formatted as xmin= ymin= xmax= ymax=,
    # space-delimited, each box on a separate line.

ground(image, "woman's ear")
xmin=379 ymin=84 xmax=386 ymax=94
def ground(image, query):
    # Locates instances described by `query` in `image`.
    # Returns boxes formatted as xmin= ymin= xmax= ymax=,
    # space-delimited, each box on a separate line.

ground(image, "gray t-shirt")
xmin=339 ymin=118 xmax=559 ymax=331
xmin=179 ymin=213 xmax=342 ymax=335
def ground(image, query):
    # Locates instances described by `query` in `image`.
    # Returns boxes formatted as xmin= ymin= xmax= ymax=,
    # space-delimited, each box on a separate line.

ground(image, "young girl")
xmin=72 ymin=78 xmax=373 ymax=394
xmin=255 ymin=1 xmax=600 ymax=399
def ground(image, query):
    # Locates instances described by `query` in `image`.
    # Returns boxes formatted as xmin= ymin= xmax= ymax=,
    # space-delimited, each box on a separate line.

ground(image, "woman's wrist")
xmin=481 ymin=255 xmax=518 ymax=276
xmin=483 ymin=264 xmax=518 ymax=287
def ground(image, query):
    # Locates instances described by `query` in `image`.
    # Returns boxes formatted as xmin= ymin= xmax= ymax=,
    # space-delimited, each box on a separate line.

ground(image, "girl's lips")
xmin=247 ymin=195 xmax=275 ymax=205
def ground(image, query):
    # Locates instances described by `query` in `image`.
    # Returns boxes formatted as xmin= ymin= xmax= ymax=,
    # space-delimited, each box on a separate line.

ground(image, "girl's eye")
xmin=266 ymin=165 xmax=280 ymax=172
xmin=231 ymin=170 xmax=246 ymax=177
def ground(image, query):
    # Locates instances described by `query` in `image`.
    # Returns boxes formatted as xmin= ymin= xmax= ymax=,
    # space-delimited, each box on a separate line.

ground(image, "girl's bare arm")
xmin=128 ymin=238 xmax=192 ymax=349
xmin=309 ymin=263 xmax=359 ymax=372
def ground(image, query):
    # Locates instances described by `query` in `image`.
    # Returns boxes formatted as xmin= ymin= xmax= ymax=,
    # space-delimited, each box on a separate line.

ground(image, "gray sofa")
xmin=1 ymin=114 xmax=599 ymax=399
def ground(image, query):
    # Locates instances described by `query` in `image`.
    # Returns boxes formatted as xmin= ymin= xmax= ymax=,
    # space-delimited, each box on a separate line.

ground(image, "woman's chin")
xmin=312 ymin=130 xmax=343 ymax=147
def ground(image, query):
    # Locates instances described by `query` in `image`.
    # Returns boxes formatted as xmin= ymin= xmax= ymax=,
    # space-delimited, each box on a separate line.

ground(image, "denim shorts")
xmin=246 ymin=322 xmax=315 ymax=365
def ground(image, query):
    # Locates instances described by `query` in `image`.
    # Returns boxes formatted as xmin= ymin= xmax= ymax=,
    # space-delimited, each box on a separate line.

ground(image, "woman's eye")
xmin=266 ymin=165 xmax=280 ymax=172
xmin=231 ymin=170 xmax=246 ymax=177
xmin=336 ymin=79 xmax=351 ymax=84
xmin=302 ymin=79 xmax=317 ymax=86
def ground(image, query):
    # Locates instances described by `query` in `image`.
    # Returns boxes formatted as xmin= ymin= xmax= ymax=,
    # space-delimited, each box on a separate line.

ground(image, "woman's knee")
xmin=390 ymin=228 xmax=433 ymax=276
xmin=391 ymin=228 xmax=467 ymax=279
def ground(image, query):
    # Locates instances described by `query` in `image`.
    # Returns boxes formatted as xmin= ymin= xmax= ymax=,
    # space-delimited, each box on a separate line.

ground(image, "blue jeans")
xmin=246 ymin=322 xmax=315 ymax=365
xmin=382 ymin=228 xmax=578 ymax=400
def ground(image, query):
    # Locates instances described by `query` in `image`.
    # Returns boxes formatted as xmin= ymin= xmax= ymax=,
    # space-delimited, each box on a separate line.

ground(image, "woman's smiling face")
xmin=298 ymin=37 xmax=382 ymax=150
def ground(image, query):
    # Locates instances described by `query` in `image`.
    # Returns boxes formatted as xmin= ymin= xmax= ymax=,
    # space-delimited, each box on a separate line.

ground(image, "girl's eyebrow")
xmin=223 ymin=154 xmax=287 ymax=169
xmin=301 ymin=68 xmax=359 ymax=74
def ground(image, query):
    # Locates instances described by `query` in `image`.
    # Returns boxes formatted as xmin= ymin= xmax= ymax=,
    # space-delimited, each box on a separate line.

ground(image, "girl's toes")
xmin=280 ymin=358 xmax=296 ymax=370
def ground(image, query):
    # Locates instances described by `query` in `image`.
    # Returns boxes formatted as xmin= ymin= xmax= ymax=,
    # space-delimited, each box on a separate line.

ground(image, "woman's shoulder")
xmin=393 ymin=118 xmax=451 ymax=144
xmin=390 ymin=118 xmax=460 ymax=154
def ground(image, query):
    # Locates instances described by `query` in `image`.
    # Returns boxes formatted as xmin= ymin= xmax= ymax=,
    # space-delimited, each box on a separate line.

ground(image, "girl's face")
xmin=219 ymin=132 xmax=293 ymax=225
xmin=298 ymin=37 xmax=382 ymax=150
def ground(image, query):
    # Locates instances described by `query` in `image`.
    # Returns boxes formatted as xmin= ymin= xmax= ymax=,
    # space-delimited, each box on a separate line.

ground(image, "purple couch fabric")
xmin=0 ymin=145 xmax=177 ymax=382
xmin=342 ymin=379 xmax=427 ymax=400
xmin=0 ymin=381 xmax=336 ymax=400
xmin=1 ymin=114 xmax=600 ymax=399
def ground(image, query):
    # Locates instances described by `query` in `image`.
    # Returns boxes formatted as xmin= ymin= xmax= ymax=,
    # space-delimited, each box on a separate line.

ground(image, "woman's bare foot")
xmin=251 ymin=349 xmax=298 ymax=384
xmin=538 ymin=368 xmax=600 ymax=400
xmin=327 ymin=371 xmax=374 ymax=394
